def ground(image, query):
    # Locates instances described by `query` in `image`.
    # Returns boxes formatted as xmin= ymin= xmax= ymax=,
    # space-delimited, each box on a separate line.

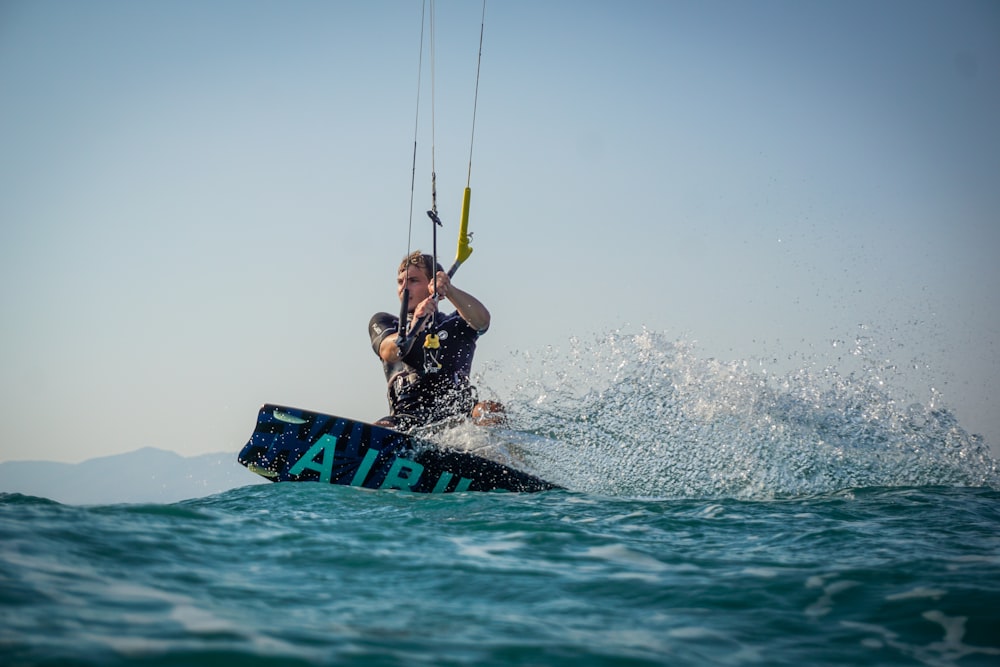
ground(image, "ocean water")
xmin=3 ymin=331 xmax=999 ymax=666
xmin=2 ymin=487 xmax=999 ymax=666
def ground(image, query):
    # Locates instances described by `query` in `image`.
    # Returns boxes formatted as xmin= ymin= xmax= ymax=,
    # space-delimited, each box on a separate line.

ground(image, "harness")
xmin=386 ymin=311 xmax=477 ymax=424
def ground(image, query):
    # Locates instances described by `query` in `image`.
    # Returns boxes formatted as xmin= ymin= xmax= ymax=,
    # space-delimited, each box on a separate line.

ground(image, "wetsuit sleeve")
xmin=444 ymin=311 xmax=483 ymax=338
xmin=369 ymin=312 xmax=398 ymax=356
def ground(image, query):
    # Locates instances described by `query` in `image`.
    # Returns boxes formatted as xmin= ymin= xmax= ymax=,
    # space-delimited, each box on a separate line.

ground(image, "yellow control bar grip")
xmin=455 ymin=187 xmax=473 ymax=266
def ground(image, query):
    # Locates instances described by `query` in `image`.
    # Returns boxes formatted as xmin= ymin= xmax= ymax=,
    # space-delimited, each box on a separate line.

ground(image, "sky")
xmin=1 ymin=0 xmax=998 ymax=463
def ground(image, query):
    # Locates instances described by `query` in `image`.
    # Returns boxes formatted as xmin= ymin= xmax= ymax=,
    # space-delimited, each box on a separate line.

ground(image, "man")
xmin=369 ymin=251 xmax=500 ymax=430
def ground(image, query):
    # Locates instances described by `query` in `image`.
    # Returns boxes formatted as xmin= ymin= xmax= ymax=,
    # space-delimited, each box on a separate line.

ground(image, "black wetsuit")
xmin=369 ymin=310 xmax=483 ymax=430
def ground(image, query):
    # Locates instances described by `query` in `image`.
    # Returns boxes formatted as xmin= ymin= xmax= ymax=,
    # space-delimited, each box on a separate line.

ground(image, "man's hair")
xmin=398 ymin=251 xmax=444 ymax=280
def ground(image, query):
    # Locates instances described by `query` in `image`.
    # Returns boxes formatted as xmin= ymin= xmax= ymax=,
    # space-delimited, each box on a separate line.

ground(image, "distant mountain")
xmin=0 ymin=447 xmax=266 ymax=505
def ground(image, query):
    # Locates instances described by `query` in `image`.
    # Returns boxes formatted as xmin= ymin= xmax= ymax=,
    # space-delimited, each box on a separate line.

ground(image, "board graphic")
xmin=238 ymin=404 xmax=559 ymax=493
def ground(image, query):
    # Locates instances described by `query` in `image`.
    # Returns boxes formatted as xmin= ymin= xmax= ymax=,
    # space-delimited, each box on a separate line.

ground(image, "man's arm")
xmin=379 ymin=335 xmax=403 ymax=364
xmin=431 ymin=271 xmax=490 ymax=333
xmin=370 ymin=313 xmax=401 ymax=363
xmin=375 ymin=307 xmax=435 ymax=364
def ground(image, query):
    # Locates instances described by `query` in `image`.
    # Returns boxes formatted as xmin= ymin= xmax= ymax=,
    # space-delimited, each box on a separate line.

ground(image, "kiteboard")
xmin=238 ymin=404 xmax=560 ymax=493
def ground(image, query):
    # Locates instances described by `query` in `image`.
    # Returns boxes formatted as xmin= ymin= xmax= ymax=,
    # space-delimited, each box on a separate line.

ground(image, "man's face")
xmin=397 ymin=265 xmax=431 ymax=311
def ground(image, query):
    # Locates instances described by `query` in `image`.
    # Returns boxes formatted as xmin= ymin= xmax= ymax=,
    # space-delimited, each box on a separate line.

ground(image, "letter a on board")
xmin=288 ymin=434 xmax=338 ymax=483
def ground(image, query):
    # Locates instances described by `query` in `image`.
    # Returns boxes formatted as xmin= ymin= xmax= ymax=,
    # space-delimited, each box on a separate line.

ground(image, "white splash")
xmin=475 ymin=329 xmax=999 ymax=498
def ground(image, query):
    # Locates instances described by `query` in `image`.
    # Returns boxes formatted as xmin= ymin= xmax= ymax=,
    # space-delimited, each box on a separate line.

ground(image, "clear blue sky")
xmin=2 ymin=0 xmax=998 ymax=463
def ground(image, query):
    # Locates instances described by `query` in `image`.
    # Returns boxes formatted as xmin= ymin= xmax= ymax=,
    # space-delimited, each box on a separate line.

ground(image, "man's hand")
xmin=413 ymin=294 xmax=438 ymax=319
xmin=428 ymin=271 xmax=451 ymax=301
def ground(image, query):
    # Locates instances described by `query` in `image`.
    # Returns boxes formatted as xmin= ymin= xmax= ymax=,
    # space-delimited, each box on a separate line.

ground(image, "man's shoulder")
xmin=440 ymin=311 xmax=485 ymax=336
xmin=369 ymin=312 xmax=398 ymax=338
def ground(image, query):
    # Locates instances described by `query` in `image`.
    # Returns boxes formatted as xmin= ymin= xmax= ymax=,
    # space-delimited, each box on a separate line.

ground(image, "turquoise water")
xmin=2 ymin=486 xmax=999 ymax=666
xmin=3 ymin=331 xmax=999 ymax=665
